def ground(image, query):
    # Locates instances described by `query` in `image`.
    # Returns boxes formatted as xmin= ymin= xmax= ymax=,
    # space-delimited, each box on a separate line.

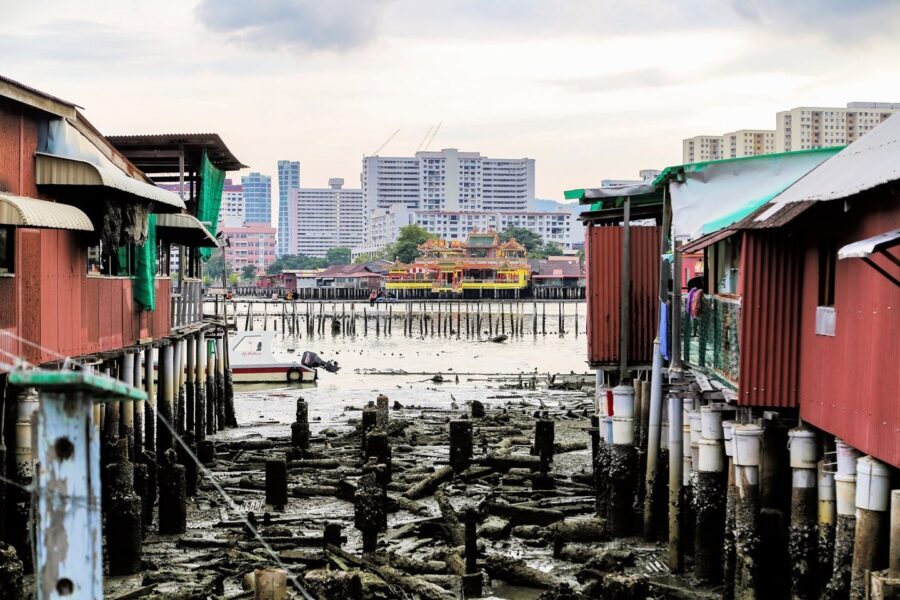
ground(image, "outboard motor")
xmin=301 ymin=351 xmax=340 ymax=373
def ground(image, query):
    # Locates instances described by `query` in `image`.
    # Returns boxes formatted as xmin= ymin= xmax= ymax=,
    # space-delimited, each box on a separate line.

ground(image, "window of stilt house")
xmin=0 ymin=227 xmax=13 ymax=274
xmin=815 ymin=240 xmax=837 ymax=336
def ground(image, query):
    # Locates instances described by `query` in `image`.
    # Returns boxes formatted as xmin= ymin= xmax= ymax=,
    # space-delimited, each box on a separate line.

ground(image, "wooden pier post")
xmin=185 ymin=336 xmax=195 ymax=434
xmin=194 ymin=331 xmax=206 ymax=442
xmin=119 ymin=351 xmax=135 ymax=460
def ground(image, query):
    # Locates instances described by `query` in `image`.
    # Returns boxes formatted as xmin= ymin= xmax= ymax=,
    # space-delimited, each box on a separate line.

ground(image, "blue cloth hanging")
xmin=659 ymin=301 xmax=669 ymax=360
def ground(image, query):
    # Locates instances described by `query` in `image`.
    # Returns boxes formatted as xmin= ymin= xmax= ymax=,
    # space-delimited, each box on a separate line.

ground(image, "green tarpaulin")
xmin=197 ymin=150 xmax=225 ymax=261
xmin=134 ymin=214 xmax=157 ymax=311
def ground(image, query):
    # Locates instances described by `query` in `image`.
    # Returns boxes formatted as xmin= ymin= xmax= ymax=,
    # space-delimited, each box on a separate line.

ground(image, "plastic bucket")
xmin=700 ymin=406 xmax=724 ymax=440
xmin=689 ymin=412 xmax=702 ymax=444
xmin=611 ymin=416 xmax=634 ymax=446
xmin=682 ymin=425 xmax=692 ymax=457
xmin=855 ymin=456 xmax=891 ymax=511
xmin=834 ymin=474 xmax=856 ymax=516
xmin=612 ymin=385 xmax=635 ymax=418
xmin=835 ymin=439 xmax=859 ymax=476
xmin=723 ymin=421 xmax=735 ymax=457
xmin=818 ymin=464 xmax=835 ymax=501
xmin=788 ymin=428 xmax=818 ymax=469
xmin=601 ymin=416 xmax=612 ymax=443
xmin=698 ymin=438 xmax=724 ymax=472
xmin=733 ymin=424 xmax=763 ymax=467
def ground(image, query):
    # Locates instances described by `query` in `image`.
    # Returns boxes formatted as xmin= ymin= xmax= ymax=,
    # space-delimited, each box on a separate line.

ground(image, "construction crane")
xmin=371 ymin=129 xmax=400 ymax=156
xmin=421 ymin=121 xmax=442 ymax=152
xmin=415 ymin=124 xmax=435 ymax=153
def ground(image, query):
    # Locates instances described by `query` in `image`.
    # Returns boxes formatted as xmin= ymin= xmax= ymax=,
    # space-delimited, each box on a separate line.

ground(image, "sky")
xmin=3 ymin=0 xmax=900 ymax=211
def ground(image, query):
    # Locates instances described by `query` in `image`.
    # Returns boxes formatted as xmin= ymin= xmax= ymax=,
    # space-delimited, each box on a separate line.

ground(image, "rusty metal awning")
xmin=838 ymin=228 xmax=900 ymax=287
xmin=0 ymin=193 xmax=94 ymax=231
xmin=34 ymin=153 xmax=186 ymax=211
xmin=679 ymin=228 xmax=737 ymax=254
xmin=155 ymin=213 xmax=218 ymax=248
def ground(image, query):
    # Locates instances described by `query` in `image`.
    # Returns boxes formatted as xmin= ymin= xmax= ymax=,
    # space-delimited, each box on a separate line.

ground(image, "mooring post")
xmin=364 ymin=430 xmax=392 ymax=488
xmin=266 ymin=458 xmax=288 ymax=510
xmin=158 ymin=448 xmax=187 ymax=534
xmin=849 ymin=456 xmax=890 ymax=600
xmin=291 ymin=397 xmax=310 ymax=454
xmin=376 ymin=393 xmax=389 ymax=430
xmin=119 ymin=352 xmax=135 ymax=460
xmin=449 ymin=419 xmax=473 ymax=473
xmin=360 ymin=403 xmax=377 ymax=452
xmin=354 ymin=473 xmax=384 ymax=553
xmin=668 ymin=395 xmax=684 ymax=573
xmin=195 ymin=330 xmax=206 ymax=442
xmin=462 ymin=508 xmax=482 ymax=598
xmin=10 ymin=369 xmax=145 ymax=599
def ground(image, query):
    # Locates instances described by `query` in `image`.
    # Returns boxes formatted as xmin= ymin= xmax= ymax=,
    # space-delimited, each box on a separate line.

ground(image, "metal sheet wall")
xmin=585 ymin=224 xmax=660 ymax=367
xmin=796 ymin=198 xmax=899 ymax=467
xmin=737 ymin=231 xmax=803 ymax=407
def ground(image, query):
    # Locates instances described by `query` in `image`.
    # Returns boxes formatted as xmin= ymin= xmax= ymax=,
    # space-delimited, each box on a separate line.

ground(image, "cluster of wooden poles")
xmin=592 ymin=372 xmax=899 ymax=600
xmin=0 ymin=323 xmax=239 ymax=578
xmin=223 ymin=300 xmax=582 ymax=339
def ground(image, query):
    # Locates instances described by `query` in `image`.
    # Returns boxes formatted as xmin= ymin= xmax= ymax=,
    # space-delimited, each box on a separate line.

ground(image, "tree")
xmin=267 ymin=253 xmax=326 ymax=274
xmin=205 ymin=253 xmax=230 ymax=281
xmin=388 ymin=225 xmax=437 ymax=264
xmin=326 ymin=247 xmax=351 ymax=266
xmin=500 ymin=227 xmax=544 ymax=255
xmin=541 ymin=242 xmax=564 ymax=257
xmin=227 ymin=272 xmax=240 ymax=286
xmin=241 ymin=264 xmax=257 ymax=281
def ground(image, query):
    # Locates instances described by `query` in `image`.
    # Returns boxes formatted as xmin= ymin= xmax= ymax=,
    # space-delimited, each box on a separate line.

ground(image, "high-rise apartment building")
xmin=241 ymin=172 xmax=272 ymax=224
xmin=277 ymin=160 xmax=300 ymax=256
xmin=221 ymin=178 xmax=244 ymax=220
xmin=362 ymin=149 xmax=535 ymax=213
xmin=723 ymin=130 xmax=776 ymax=158
xmin=775 ymin=102 xmax=900 ymax=152
xmin=288 ymin=178 xmax=365 ymax=258
xmin=682 ymin=135 xmax=725 ymax=163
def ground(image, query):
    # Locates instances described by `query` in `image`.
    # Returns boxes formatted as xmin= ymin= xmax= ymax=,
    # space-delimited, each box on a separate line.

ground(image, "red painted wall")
xmin=0 ymin=96 xmax=172 ymax=369
xmin=795 ymin=195 xmax=900 ymax=467
xmin=585 ymin=224 xmax=659 ymax=367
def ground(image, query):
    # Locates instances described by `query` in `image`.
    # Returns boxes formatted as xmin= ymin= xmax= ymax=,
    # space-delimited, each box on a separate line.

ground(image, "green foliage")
xmin=541 ymin=242 xmax=564 ymax=257
xmin=227 ymin=272 xmax=240 ymax=286
xmin=381 ymin=224 xmax=437 ymax=264
xmin=205 ymin=253 xmax=230 ymax=281
xmin=326 ymin=247 xmax=352 ymax=266
xmin=241 ymin=264 xmax=258 ymax=281
xmin=499 ymin=227 xmax=543 ymax=254
xmin=267 ymin=253 xmax=326 ymax=274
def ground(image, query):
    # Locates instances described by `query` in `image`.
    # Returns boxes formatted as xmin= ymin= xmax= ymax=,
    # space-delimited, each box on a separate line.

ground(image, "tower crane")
xmin=370 ymin=129 xmax=400 ymax=156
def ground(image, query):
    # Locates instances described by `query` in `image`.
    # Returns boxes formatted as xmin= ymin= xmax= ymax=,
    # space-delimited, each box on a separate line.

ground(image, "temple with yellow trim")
xmin=386 ymin=229 xmax=532 ymax=297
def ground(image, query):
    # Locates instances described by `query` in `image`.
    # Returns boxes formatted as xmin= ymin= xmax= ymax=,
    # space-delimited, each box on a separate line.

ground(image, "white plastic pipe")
xmin=645 ymin=339 xmax=663 ymax=486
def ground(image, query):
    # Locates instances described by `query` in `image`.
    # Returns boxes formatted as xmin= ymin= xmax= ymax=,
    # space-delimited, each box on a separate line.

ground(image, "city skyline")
xmin=5 ymin=1 xmax=900 ymax=201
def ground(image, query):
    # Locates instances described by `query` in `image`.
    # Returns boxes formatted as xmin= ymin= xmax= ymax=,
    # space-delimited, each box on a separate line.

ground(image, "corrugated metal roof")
xmin=106 ymin=133 xmax=247 ymax=172
xmin=0 ymin=193 xmax=94 ymax=230
xmin=155 ymin=213 xmax=218 ymax=247
xmin=34 ymin=153 xmax=186 ymax=210
xmin=753 ymin=113 xmax=900 ymax=225
xmin=838 ymin=227 xmax=900 ymax=259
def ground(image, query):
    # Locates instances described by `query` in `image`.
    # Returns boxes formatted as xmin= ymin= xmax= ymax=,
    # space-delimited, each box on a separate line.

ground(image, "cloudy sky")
xmin=3 ymin=0 xmax=900 ymax=205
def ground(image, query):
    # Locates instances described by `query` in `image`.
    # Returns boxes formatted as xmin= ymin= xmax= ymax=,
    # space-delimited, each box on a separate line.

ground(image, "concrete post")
xmin=158 ymin=343 xmax=174 ymax=455
xmin=195 ymin=331 xmax=206 ymax=442
xmin=789 ymin=467 xmax=818 ymax=600
xmin=668 ymin=396 xmax=684 ymax=573
xmin=119 ymin=352 xmax=135 ymax=459
xmin=215 ymin=337 xmax=226 ymax=430
xmin=185 ymin=336 xmax=195 ymax=433
xmin=143 ymin=347 xmax=155 ymax=454
xmin=206 ymin=336 xmax=216 ymax=435
xmin=850 ymin=456 xmax=891 ymax=600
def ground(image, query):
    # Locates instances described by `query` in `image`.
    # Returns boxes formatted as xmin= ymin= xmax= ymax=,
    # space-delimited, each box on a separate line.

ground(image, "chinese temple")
xmin=386 ymin=229 xmax=531 ymax=297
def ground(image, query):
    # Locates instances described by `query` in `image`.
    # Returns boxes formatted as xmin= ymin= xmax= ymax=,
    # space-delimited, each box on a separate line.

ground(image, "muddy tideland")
xmin=90 ymin=368 xmax=718 ymax=600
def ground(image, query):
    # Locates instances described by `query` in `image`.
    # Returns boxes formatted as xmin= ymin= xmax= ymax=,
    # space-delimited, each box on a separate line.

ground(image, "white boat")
xmin=229 ymin=331 xmax=316 ymax=383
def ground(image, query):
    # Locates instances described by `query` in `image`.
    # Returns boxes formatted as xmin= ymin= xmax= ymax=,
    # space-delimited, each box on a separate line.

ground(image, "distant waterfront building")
xmin=241 ymin=172 xmax=272 ymax=224
xmin=775 ymin=102 xmax=900 ymax=152
xmin=352 ymin=206 xmax=574 ymax=259
xmin=221 ymin=178 xmax=244 ymax=220
xmin=362 ymin=148 xmax=535 ymax=212
xmin=277 ymin=160 xmax=300 ymax=256
xmin=683 ymin=101 xmax=900 ymax=162
xmin=288 ymin=178 xmax=364 ymax=258
xmin=220 ymin=216 xmax=277 ymax=272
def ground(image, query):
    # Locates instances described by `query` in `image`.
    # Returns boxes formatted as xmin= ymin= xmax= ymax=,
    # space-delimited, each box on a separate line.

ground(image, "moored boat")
xmin=228 ymin=331 xmax=337 ymax=383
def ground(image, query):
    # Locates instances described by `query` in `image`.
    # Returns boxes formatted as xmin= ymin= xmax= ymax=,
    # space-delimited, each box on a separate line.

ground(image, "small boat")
xmin=229 ymin=331 xmax=338 ymax=383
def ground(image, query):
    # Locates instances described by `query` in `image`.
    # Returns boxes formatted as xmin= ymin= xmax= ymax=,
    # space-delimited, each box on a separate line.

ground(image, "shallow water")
xmin=220 ymin=301 xmax=590 ymax=438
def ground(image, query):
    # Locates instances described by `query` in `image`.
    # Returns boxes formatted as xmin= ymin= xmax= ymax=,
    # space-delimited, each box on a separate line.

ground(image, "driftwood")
xmin=291 ymin=485 xmax=339 ymax=498
xmin=484 ymin=553 xmax=562 ymax=589
xmin=477 ymin=515 xmax=511 ymax=540
xmin=434 ymin=489 xmax=465 ymax=547
xmin=483 ymin=501 xmax=565 ymax=526
xmin=481 ymin=454 xmax=542 ymax=472
xmin=541 ymin=517 xmax=608 ymax=542
xmin=403 ymin=465 xmax=454 ymax=500
xmin=387 ymin=494 xmax=433 ymax=516
xmin=288 ymin=459 xmax=341 ymax=470
xmin=370 ymin=552 xmax=447 ymax=574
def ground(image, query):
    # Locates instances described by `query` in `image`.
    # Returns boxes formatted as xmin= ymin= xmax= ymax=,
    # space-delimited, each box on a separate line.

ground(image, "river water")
xmin=216 ymin=301 xmax=590 ymax=438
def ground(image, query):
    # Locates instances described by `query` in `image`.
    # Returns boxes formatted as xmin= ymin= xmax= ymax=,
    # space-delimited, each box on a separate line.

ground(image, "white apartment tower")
xmin=776 ymin=102 xmax=900 ymax=152
xmin=722 ymin=130 xmax=776 ymax=158
xmin=289 ymin=178 xmax=364 ymax=258
xmin=362 ymin=149 xmax=535 ymax=212
xmin=682 ymin=136 xmax=725 ymax=163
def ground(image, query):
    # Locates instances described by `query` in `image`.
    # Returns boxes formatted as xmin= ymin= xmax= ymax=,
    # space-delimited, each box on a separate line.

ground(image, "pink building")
xmin=222 ymin=222 xmax=276 ymax=272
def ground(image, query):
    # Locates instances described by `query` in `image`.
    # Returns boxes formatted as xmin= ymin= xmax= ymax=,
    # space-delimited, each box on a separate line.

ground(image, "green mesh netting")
xmin=133 ymin=214 xmax=157 ymax=311
xmin=197 ymin=150 xmax=225 ymax=261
